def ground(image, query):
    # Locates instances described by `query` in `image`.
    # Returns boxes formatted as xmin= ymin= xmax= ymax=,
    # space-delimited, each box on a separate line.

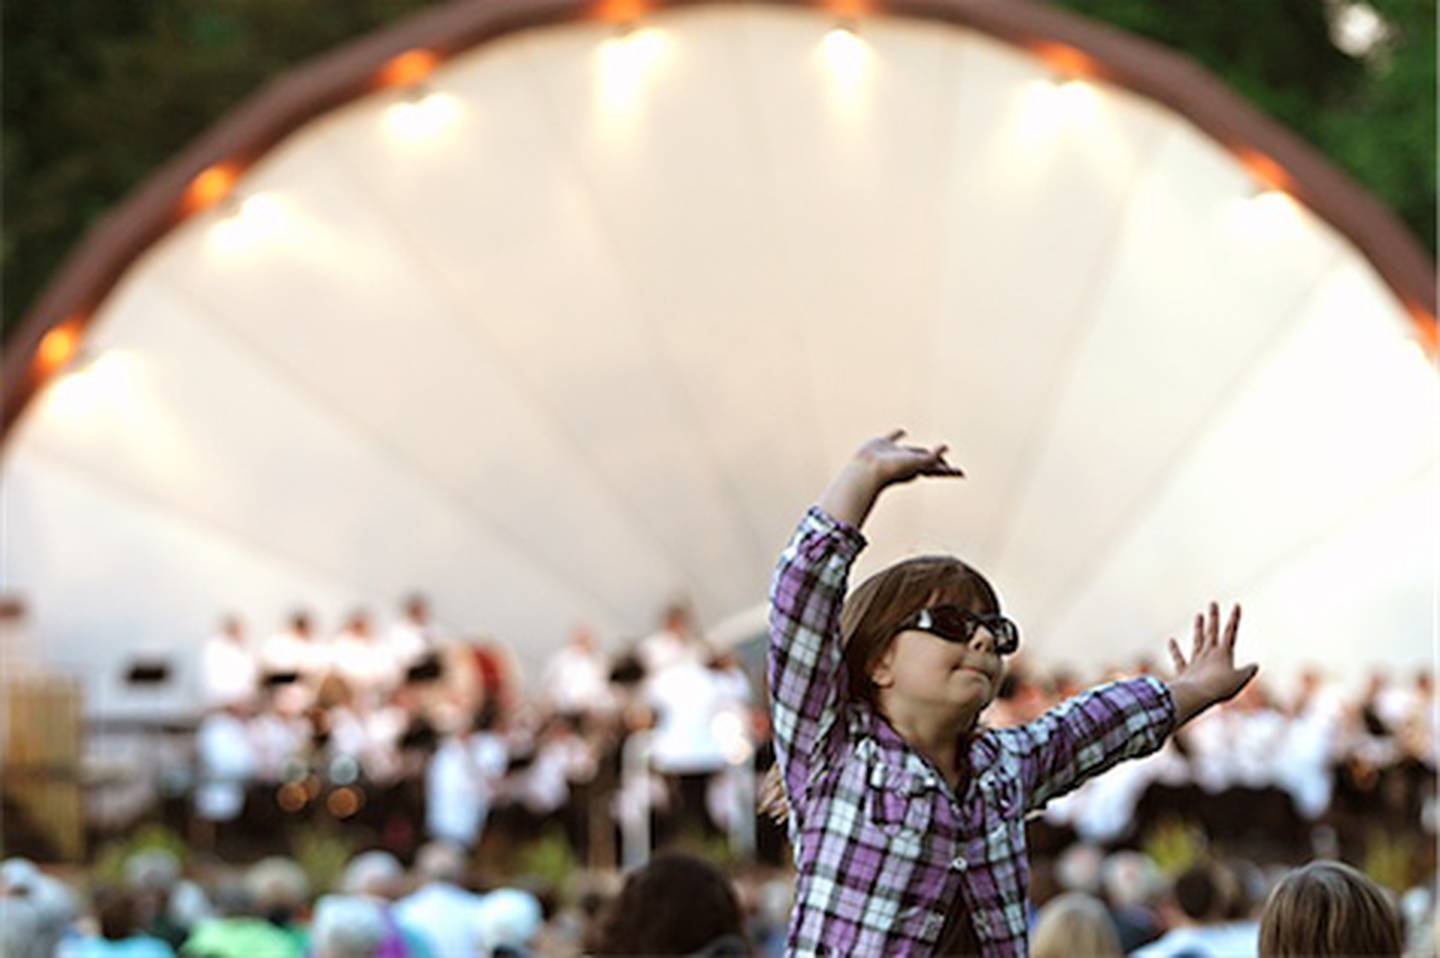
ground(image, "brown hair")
xmin=838 ymin=555 xmax=1000 ymax=706
xmin=1259 ymin=861 xmax=1402 ymax=957
xmin=594 ymin=853 xmax=750 ymax=956
xmin=759 ymin=554 xmax=1000 ymax=822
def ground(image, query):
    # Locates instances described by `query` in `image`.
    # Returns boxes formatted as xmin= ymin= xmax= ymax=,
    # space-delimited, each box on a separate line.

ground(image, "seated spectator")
xmin=124 ymin=850 xmax=188 ymax=949
xmin=1031 ymin=892 xmax=1122 ymax=958
xmin=1 ymin=858 xmax=77 ymax=958
xmin=1259 ymin=860 xmax=1402 ymax=956
xmin=393 ymin=843 xmax=485 ymax=957
xmin=338 ymin=852 xmax=431 ymax=957
xmin=244 ymin=857 xmax=310 ymax=950
xmin=1100 ymin=850 xmax=1163 ymax=952
xmin=179 ymin=872 xmax=301 ymax=958
xmin=59 ymin=886 xmax=173 ymax=957
xmin=1135 ymin=863 xmax=1257 ymax=957
xmin=595 ymin=852 xmax=749 ymax=956
xmin=311 ymin=896 xmax=389 ymax=958
xmin=475 ymin=889 xmax=545 ymax=958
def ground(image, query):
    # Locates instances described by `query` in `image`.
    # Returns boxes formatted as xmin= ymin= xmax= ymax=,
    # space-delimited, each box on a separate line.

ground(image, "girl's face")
xmin=870 ymin=617 xmax=1004 ymax=715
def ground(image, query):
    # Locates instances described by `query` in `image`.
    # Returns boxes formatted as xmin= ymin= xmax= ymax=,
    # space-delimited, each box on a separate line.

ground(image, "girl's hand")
xmin=1166 ymin=602 xmax=1260 ymax=725
xmin=856 ymin=429 xmax=965 ymax=488
xmin=818 ymin=429 xmax=964 ymax=528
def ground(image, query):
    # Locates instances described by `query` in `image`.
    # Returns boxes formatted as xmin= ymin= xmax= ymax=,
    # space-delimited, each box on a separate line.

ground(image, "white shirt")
xmin=386 ymin=620 xmax=431 ymax=670
xmin=543 ymin=645 xmax=612 ymax=714
xmin=259 ymin=630 xmax=328 ymax=679
xmin=196 ymin=712 xmax=257 ymax=821
xmin=331 ymin=631 xmax=402 ymax=704
xmin=199 ymin=634 xmax=258 ymax=709
xmin=394 ymin=882 xmax=487 ymax=958
xmin=1133 ymin=922 xmax=1258 ymax=958
xmin=1279 ymin=694 xmax=1341 ymax=819
xmin=647 ymin=661 xmax=730 ymax=774
xmin=1230 ymin=707 xmax=1288 ymax=788
xmin=639 ymin=629 xmax=696 ymax=676
xmin=426 ymin=733 xmax=508 ymax=847
xmin=248 ymin=712 xmax=307 ymax=781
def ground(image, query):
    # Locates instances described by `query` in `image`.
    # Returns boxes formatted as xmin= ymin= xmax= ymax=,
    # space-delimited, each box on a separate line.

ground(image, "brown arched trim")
xmin=4 ymin=0 xmax=1434 ymax=440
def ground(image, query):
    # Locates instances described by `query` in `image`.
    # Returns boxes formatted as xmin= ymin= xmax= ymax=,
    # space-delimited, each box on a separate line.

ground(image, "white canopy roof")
xmin=3 ymin=3 xmax=1434 ymax=715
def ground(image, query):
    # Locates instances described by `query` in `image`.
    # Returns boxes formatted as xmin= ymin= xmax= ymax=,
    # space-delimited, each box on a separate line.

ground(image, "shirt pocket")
xmin=976 ymin=769 xmax=1023 ymax=818
xmin=866 ymin=763 xmax=934 ymax=837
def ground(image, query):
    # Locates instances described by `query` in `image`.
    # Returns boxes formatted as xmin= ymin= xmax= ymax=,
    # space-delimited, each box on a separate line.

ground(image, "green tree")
xmin=2 ymin=0 xmax=438 ymax=341
xmin=1056 ymin=0 xmax=1435 ymax=249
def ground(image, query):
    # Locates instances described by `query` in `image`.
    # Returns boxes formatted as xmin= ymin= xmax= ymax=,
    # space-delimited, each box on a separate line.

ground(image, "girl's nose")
xmin=969 ymin=627 xmax=996 ymax=655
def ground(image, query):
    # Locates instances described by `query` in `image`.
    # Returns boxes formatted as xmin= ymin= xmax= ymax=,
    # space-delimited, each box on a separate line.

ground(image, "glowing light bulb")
xmin=819 ymin=21 xmax=871 ymax=121
xmin=209 ymin=193 xmax=288 ymax=255
xmin=596 ymin=26 xmax=669 ymax=133
xmin=383 ymin=87 xmax=462 ymax=142
xmin=1223 ymin=188 xmax=1304 ymax=245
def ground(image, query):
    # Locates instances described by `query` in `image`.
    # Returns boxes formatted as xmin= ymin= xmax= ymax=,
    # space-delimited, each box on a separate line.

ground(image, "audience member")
xmin=595 ymin=852 xmax=749 ymax=956
xmin=1031 ymin=892 xmax=1122 ymax=958
xmin=1259 ymin=860 xmax=1402 ymax=957
xmin=393 ymin=843 xmax=486 ymax=958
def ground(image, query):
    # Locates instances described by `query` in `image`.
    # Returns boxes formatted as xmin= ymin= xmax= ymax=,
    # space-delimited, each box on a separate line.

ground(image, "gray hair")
xmin=245 ymin=857 xmax=310 ymax=911
xmin=311 ymin=895 xmax=388 ymax=958
xmin=124 ymin=849 xmax=181 ymax=893
xmin=414 ymin=842 xmax=466 ymax=885
xmin=340 ymin=851 xmax=404 ymax=899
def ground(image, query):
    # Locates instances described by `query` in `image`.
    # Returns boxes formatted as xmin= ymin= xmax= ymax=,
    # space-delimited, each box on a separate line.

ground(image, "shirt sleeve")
xmin=995 ymin=675 xmax=1177 ymax=813
xmin=767 ymin=506 xmax=866 ymax=812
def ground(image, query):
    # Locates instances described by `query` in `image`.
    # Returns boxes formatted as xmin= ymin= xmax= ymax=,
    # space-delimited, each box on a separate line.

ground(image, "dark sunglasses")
xmin=897 ymin=605 xmax=1021 ymax=656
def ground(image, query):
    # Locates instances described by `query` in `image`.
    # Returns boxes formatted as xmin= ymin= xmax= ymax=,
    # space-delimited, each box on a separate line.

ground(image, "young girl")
xmin=766 ymin=431 xmax=1258 ymax=957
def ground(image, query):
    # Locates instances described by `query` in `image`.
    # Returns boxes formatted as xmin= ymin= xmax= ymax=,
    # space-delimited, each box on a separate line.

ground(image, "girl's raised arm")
xmin=766 ymin=431 xmax=961 ymax=817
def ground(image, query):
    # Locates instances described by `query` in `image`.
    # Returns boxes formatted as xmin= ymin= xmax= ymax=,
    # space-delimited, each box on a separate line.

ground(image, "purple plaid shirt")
xmin=769 ymin=507 xmax=1177 ymax=957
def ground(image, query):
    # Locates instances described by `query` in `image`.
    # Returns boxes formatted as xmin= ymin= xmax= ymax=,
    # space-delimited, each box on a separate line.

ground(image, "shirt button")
xmin=951 ymin=857 xmax=968 ymax=871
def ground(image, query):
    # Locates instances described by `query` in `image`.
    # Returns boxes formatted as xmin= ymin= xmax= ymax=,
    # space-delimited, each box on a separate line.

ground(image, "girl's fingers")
xmin=1208 ymin=602 xmax=1220 ymax=650
xmin=1224 ymin=603 xmax=1242 ymax=651
xmin=1192 ymin=614 xmax=1204 ymax=660
xmin=1167 ymin=638 xmax=1186 ymax=675
xmin=885 ymin=428 xmax=906 ymax=442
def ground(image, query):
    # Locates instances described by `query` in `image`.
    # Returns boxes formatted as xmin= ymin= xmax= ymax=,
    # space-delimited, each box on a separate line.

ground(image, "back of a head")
xmin=1174 ymin=864 xmax=1224 ymax=923
xmin=1259 ymin=861 xmax=1403 ymax=957
xmin=476 ymin=888 xmax=545 ymax=955
xmin=93 ymin=885 xmax=140 ymax=941
xmin=124 ymin=849 xmax=181 ymax=894
xmin=340 ymin=850 xmax=403 ymax=900
xmin=312 ymin=895 xmax=388 ymax=958
xmin=597 ymin=853 xmax=748 ymax=956
xmin=1102 ymin=851 xmax=1162 ymax=910
xmin=414 ymin=842 xmax=466 ymax=886
xmin=1031 ymin=892 xmax=1123 ymax=958
xmin=244 ymin=857 xmax=310 ymax=916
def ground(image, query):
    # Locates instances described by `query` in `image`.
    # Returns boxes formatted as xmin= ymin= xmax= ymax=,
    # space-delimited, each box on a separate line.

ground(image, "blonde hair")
xmin=1031 ymin=892 xmax=1122 ymax=958
xmin=1259 ymin=861 xmax=1402 ymax=956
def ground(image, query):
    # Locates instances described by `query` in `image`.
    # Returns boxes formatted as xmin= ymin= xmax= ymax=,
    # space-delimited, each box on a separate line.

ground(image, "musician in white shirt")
xmin=386 ymin=593 xmax=436 ymax=671
xmin=426 ymin=708 xmax=509 ymax=849
xmin=332 ymin=610 xmax=402 ymax=708
xmin=199 ymin=615 xmax=258 ymax=709
xmin=542 ymin=626 xmax=612 ymax=716
xmin=259 ymin=611 xmax=328 ymax=681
